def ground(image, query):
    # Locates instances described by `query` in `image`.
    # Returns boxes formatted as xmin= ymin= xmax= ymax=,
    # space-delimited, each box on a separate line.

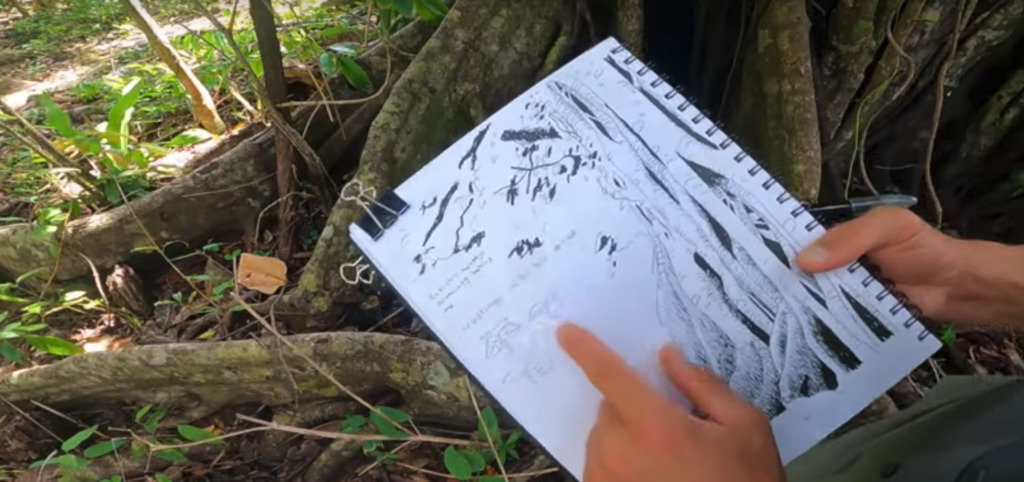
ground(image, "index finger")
xmin=556 ymin=323 xmax=680 ymax=424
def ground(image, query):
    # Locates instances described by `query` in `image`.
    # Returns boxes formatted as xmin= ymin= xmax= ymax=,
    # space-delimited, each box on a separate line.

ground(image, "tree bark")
xmin=0 ymin=331 xmax=486 ymax=427
xmin=731 ymin=0 xmax=822 ymax=201
xmin=250 ymin=0 xmax=298 ymax=258
xmin=283 ymin=0 xmax=574 ymax=318
xmin=121 ymin=0 xmax=227 ymax=134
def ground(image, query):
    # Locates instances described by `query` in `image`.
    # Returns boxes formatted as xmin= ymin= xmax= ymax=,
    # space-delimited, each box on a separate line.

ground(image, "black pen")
xmin=808 ymin=194 xmax=918 ymax=221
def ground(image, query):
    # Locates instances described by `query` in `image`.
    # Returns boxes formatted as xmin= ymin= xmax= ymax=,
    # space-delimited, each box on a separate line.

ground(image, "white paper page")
xmin=351 ymin=37 xmax=940 ymax=480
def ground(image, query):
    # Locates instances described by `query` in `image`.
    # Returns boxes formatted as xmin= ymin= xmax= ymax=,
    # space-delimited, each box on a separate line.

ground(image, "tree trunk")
xmin=121 ymin=0 xmax=227 ymax=134
xmin=250 ymin=0 xmax=298 ymax=258
xmin=282 ymin=0 xmax=575 ymax=319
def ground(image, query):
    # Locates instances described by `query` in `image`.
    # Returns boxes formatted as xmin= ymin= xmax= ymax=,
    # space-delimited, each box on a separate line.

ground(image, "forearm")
xmin=948 ymin=239 xmax=1024 ymax=327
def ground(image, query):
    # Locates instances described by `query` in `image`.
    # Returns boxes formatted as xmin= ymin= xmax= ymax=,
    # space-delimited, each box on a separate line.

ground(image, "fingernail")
xmin=799 ymin=244 xmax=830 ymax=264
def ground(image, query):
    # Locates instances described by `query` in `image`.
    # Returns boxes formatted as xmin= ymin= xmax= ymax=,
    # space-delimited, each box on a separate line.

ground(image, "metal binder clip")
xmin=340 ymin=255 xmax=375 ymax=285
xmin=341 ymin=180 xmax=409 ymax=240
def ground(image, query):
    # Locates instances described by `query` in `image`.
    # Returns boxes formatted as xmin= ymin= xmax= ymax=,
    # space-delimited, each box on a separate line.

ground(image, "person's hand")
xmin=557 ymin=323 xmax=785 ymax=482
xmin=795 ymin=206 xmax=963 ymax=322
xmin=795 ymin=206 xmax=1024 ymax=327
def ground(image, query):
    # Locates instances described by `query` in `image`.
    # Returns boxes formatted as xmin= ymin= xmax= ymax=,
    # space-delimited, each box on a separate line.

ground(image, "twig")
xmin=0 ymin=394 xmax=62 ymax=442
xmin=181 ymin=172 xmax=276 ymax=198
xmin=922 ymin=0 xmax=969 ymax=228
xmin=186 ymin=0 xmax=337 ymax=203
xmin=236 ymin=414 xmax=475 ymax=446
xmin=367 ymin=306 xmax=405 ymax=332
xmin=231 ymin=294 xmax=415 ymax=437
xmin=112 ymin=178 xmax=217 ymax=308
xmin=467 ymin=376 xmax=509 ymax=481
xmin=79 ymin=253 xmax=111 ymax=308
xmin=356 ymin=440 xmax=415 ymax=477
xmin=277 ymin=46 xmax=393 ymax=108
xmin=393 ymin=462 xmax=560 ymax=480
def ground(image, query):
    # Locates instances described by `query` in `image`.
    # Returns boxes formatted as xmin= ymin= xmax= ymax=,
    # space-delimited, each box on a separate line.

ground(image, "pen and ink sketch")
xmin=388 ymin=41 xmax=929 ymax=424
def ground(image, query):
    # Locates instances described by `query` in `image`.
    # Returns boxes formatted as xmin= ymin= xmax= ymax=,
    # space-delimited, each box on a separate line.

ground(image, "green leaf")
xmin=143 ymin=406 xmax=168 ymax=433
xmin=24 ymin=335 xmax=83 ymax=356
xmin=326 ymin=42 xmax=359 ymax=56
xmin=63 ymin=290 xmax=87 ymax=302
xmin=19 ymin=323 xmax=48 ymax=333
xmin=369 ymin=411 xmax=407 ymax=439
xmin=0 ymin=341 xmax=24 ymax=363
xmin=413 ymin=0 xmax=448 ymax=21
xmin=361 ymin=439 xmax=383 ymax=454
xmin=153 ymin=448 xmax=187 ymax=462
xmin=0 ymin=291 xmax=29 ymax=303
xmin=479 ymin=477 xmax=504 ymax=482
xmin=443 ymin=446 xmax=472 ymax=480
xmin=15 ymin=267 xmax=48 ymax=284
xmin=477 ymin=407 xmax=502 ymax=446
xmin=392 ymin=0 xmax=413 ymax=16
xmin=83 ymin=439 xmax=127 ymax=458
xmin=374 ymin=0 xmax=394 ymax=8
xmin=377 ymin=406 xmax=411 ymax=423
xmin=62 ymin=425 xmax=98 ymax=451
xmin=37 ymin=94 xmax=79 ymax=138
xmin=168 ymin=128 xmax=215 ymax=148
xmin=154 ymin=474 xmax=172 ymax=482
xmin=211 ymin=280 xmax=234 ymax=297
xmin=29 ymin=453 xmax=87 ymax=469
xmin=177 ymin=424 xmax=222 ymax=445
xmin=319 ymin=52 xmax=372 ymax=91
xmin=341 ymin=414 xmax=367 ymax=434
xmin=107 ymin=77 xmax=144 ymax=152
xmin=135 ymin=404 xmax=153 ymax=422
xmin=462 ymin=448 xmax=486 ymax=472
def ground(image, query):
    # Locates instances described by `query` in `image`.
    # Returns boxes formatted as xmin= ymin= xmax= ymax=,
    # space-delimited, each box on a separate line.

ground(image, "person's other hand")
xmin=795 ymin=206 xmax=963 ymax=322
xmin=557 ymin=323 xmax=785 ymax=482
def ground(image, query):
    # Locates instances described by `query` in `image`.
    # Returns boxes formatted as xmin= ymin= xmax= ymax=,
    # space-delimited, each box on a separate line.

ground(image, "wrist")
xmin=945 ymin=238 xmax=1024 ymax=327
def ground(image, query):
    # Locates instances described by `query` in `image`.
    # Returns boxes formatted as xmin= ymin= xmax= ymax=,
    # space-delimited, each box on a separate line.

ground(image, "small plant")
xmin=0 ymin=280 xmax=88 ymax=364
xmin=29 ymin=425 xmax=128 ymax=481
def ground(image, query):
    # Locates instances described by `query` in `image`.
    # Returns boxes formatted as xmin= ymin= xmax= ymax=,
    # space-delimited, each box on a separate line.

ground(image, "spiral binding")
xmin=608 ymin=42 xmax=935 ymax=342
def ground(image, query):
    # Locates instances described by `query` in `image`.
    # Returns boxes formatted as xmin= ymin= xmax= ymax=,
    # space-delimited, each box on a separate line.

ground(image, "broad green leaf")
xmin=15 ymin=267 xmax=47 ymax=284
xmin=24 ymin=335 xmax=83 ymax=356
xmin=321 ymin=25 xmax=352 ymax=38
xmin=361 ymin=440 xmax=383 ymax=454
xmin=443 ymin=446 xmax=472 ymax=480
xmin=462 ymin=448 xmax=486 ymax=472
xmin=413 ymin=0 xmax=448 ymax=21
xmin=374 ymin=0 xmax=394 ymax=8
xmin=177 ymin=424 xmax=222 ymax=445
xmin=107 ymin=77 xmax=144 ymax=152
xmin=392 ymin=0 xmax=413 ymax=16
xmin=211 ymin=280 xmax=234 ymax=297
xmin=153 ymin=448 xmax=187 ymax=462
xmin=326 ymin=42 xmax=359 ymax=56
xmin=341 ymin=414 xmax=366 ymax=434
xmin=369 ymin=411 xmax=407 ymax=439
xmin=477 ymin=407 xmax=502 ymax=445
xmin=18 ymin=323 xmax=48 ymax=333
xmin=36 ymin=95 xmax=79 ymax=138
xmin=84 ymin=439 xmax=127 ymax=458
xmin=320 ymin=52 xmax=373 ymax=91
xmin=29 ymin=453 xmax=86 ymax=469
xmin=0 ymin=341 xmax=25 ymax=364
xmin=377 ymin=406 xmax=411 ymax=423
xmin=479 ymin=477 xmax=504 ymax=482
xmin=0 ymin=291 xmax=29 ymax=303
xmin=63 ymin=290 xmax=87 ymax=302
xmin=62 ymin=425 xmax=98 ymax=451
xmin=21 ymin=301 xmax=45 ymax=314
xmin=135 ymin=404 xmax=153 ymax=422
xmin=154 ymin=474 xmax=172 ymax=482
xmin=168 ymin=128 xmax=214 ymax=148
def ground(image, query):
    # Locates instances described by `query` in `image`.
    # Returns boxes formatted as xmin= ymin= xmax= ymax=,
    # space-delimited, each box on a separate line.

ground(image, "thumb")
xmin=658 ymin=345 xmax=756 ymax=425
xmin=795 ymin=206 xmax=925 ymax=273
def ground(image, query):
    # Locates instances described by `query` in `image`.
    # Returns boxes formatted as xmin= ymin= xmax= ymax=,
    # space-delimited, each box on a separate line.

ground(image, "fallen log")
xmin=0 ymin=20 xmax=438 ymax=289
xmin=0 ymin=331 xmax=486 ymax=427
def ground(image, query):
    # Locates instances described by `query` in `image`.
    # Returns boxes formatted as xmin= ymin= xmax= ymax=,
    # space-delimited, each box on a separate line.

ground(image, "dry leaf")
xmin=237 ymin=253 xmax=287 ymax=294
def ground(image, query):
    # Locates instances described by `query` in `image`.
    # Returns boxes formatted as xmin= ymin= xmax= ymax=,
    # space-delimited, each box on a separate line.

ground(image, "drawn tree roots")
xmin=2 ymin=0 xmax=1024 ymax=480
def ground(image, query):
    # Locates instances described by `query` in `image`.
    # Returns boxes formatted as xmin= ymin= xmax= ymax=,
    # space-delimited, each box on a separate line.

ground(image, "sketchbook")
xmin=348 ymin=37 xmax=940 ymax=479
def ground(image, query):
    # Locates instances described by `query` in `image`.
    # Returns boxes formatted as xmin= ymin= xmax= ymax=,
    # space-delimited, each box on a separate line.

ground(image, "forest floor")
xmin=1 ymin=1 xmax=1023 ymax=481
